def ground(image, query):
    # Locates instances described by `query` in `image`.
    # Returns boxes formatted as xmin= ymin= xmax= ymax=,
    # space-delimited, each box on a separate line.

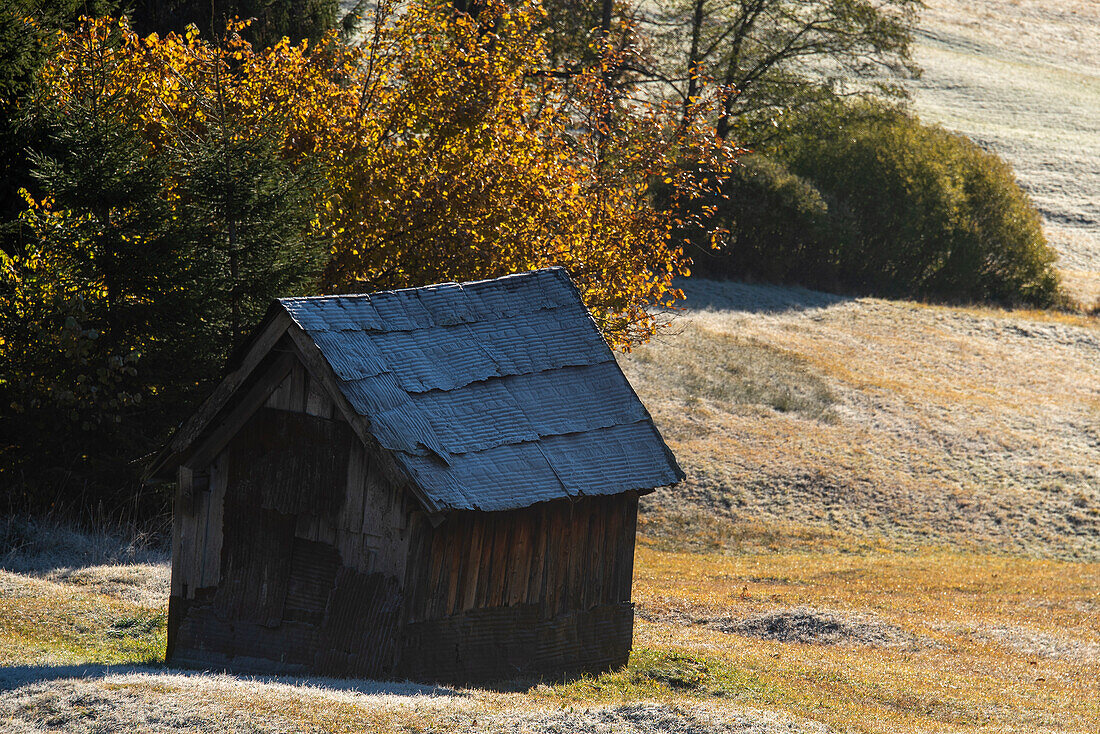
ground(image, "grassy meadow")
xmin=3 ymin=278 xmax=1099 ymax=733
xmin=910 ymin=0 xmax=1100 ymax=306
xmin=3 ymin=535 xmax=1097 ymax=732
xmin=3 ymin=0 xmax=1100 ymax=731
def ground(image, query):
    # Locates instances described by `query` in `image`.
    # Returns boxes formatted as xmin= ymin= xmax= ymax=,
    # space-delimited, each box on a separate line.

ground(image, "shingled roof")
xmin=148 ymin=268 xmax=682 ymax=513
xmin=278 ymin=268 xmax=682 ymax=512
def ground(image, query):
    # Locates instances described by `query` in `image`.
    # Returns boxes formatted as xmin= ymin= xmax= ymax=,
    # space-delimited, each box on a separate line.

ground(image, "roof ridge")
xmin=274 ymin=268 xmax=680 ymax=512
xmin=277 ymin=267 xmax=569 ymax=303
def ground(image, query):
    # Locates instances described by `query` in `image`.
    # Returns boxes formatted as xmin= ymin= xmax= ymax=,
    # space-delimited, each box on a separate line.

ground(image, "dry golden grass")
xmin=3 ymin=544 xmax=1097 ymax=732
xmin=625 ymin=280 xmax=1100 ymax=560
xmin=623 ymin=544 xmax=1100 ymax=733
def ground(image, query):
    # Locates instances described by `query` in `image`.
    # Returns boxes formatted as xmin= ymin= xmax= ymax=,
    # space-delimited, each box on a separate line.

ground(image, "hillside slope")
xmin=625 ymin=279 xmax=1100 ymax=559
xmin=909 ymin=0 xmax=1100 ymax=304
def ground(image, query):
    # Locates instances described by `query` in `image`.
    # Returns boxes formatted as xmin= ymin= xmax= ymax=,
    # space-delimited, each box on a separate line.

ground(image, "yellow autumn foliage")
xmin=33 ymin=0 xmax=736 ymax=347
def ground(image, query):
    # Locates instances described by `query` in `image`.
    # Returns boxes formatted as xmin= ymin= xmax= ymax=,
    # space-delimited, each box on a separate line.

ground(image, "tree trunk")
xmin=684 ymin=0 xmax=705 ymax=122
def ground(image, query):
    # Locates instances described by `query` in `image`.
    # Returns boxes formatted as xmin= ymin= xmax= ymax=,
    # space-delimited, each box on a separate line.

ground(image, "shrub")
xmin=686 ymin=154 xmax=838 ymax=287
xmin=681 ymin=103 xmax=1064 ymax=308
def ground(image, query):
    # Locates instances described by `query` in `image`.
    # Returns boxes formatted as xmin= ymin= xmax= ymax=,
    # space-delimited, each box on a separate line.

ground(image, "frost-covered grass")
xmin=0 ymin=515 xmax=169 ymax=606
xmin=627 ymin=280 xmax=1100 ymax=560
xmin=909 ymin=0 xmax=1100 ymax=305
xmin=0 ymin=515 xmax=167 ymax=574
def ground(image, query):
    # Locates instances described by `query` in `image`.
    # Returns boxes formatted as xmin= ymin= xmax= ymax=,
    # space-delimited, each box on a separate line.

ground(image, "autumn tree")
xmin=1 ymin=1 xmax=735 ymax=510
xmin=320 ymin=0 xmax=735 ymax=345
xmin=539 ymin=0 xmax=922 ymax=142
xmin=665 ymin=0 xmax=923 ymax=139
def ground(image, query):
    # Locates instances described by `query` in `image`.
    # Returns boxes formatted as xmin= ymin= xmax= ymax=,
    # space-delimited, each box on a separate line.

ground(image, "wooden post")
xmin=167 ymin=465 xmax=192 ymax=662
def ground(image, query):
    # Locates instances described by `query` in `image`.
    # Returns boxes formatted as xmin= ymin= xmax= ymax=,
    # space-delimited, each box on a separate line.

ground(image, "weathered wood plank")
xmin=203 ymin=452 xmax=226 ymax=591
xmin=170 ymin=466 xmax=191 ymax=598
xmin=601 ymin=497 xmax=621 ymax=606
xmin=152 ymin=311 xmax=293 ymax=479
xmin=527 ymin=504 xmax=548 ymax=606
xmin=434 ymin=525 xmax=458 ymax=619
xmin=588 ymin=508 xmax=604 ymax=609
xmin=396 ymin=601 xmax=634 ymax=684
xmin=541 ymin=506 xmax=561 ymax=617
xmin=425 ymin=524 xmax=446 ymax=620
xmin=185 ymin=351 xmax=296 ymax=471
xmin=316 ymin=567 xmax=402 ymax=679
xmin=214 ymin=505 xmax=295 ymax=627
xmin=284 ymin=537 xmax=340 ymax=625
xmin=192 ymin=481 xmax=209 ymax=593
xmin=507 ymin=517 xmax=532 ymax=607
xmin=618 ymin=492 xmax=639 ymax=602
xmin=342 ymin=444 xmax=367 ymax=534
xmin=403 ymin=514 xmax=430 ymax=622
xmin=474 ymin=514 xmax=495 ymax=609
xmin=445 ymin=522 xmax=464 ymax=616
xmin=227 ymin=408 xmax=352 ymax=518
xmin=488 ymin=519 xmax=512 ymax=609
xmin=315 ymin=514 xmax=337 ymax=547
xmin=460 ymin=520 xmax=482 ymax=612
xmin=265 ymin=371 xmax=292 ymax=410
xmin=288 ymin=362 xmax=309 ymax=413
xmin=305 ymin=376 xmax=333 ymax=418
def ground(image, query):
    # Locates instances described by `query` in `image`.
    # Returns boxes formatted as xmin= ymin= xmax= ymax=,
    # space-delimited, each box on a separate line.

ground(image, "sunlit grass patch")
xmin=106 ymin=612 xmax=165 ymax=640
xmin=637 ymin=509 xmax=884 ymax=555
xmin=631 ymin=323 xmax=837 ymax=422
xmin=535 ymin=647 xmax=789 ymax=705
xmin=0 ymin=571 xmax=166 ymax=666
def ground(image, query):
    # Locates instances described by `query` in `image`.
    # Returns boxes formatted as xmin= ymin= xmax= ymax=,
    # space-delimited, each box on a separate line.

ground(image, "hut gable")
xmin=155 ymin=268 xmax=683 ymax=683
xmin=278 ymin=267 xmax=683 ymax=513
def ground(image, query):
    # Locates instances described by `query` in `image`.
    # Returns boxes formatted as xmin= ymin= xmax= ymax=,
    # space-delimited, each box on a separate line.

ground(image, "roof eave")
xmin=143 ymin=307 xmax=295 ymax=482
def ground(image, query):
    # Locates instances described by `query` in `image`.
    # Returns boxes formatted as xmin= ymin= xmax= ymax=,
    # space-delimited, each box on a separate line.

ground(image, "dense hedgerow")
xmin=686 ymin=103 xmax=1064 ymax=307
xmin=680 ymin=154 xmax=838 ymax=290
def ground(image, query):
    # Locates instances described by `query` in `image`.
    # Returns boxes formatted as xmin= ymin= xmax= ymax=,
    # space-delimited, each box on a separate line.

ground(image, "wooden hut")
xmin=147 ymin=268 xmax=683 ymax=683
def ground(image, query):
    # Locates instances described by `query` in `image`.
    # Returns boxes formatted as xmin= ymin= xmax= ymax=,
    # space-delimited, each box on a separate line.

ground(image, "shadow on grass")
xmin=676 ymin=278 xmax=854 ymax=315
xmin=1 ymin=515 xmax=168 ymax=577
xmin=0 ymin=662 xmax=465 ymax=697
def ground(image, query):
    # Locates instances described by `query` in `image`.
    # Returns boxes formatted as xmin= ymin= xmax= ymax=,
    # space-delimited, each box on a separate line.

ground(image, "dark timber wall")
xmin=168 ymin=359 xmax=413 ymax=678
xmin=168 ymin=355 xmax=641 ymax=683
xmin=397 ymin=492 xmax=639 ymax=682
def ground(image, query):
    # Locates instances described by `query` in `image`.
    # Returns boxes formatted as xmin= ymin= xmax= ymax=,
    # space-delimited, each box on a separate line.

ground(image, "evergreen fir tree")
xmin=131 ymin=0 xmax=340 ymax=48
xmin=3 ymin=64 xmax=189 ymax=502
xmin=2 ymin=19 xmax=327 ymax=512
